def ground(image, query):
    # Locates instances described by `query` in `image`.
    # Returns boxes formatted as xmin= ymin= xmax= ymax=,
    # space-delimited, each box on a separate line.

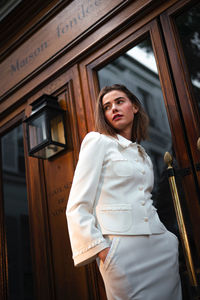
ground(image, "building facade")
xmin=0 ymin=0 xmax=200 ymax=299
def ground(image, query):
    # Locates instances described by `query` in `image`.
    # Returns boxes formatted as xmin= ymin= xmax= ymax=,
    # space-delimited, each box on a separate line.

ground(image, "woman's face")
xmin=102 ymin=90 xmax=138 ymax=139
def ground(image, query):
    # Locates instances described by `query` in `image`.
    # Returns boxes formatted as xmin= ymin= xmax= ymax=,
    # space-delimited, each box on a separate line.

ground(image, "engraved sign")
xmin=48 ymin=182 xmax=72 ymax=217
xmin=0 ymin=0 xmax=123 ymax=97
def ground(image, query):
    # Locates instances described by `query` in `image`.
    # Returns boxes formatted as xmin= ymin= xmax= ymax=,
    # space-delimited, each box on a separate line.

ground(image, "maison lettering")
xmin=56 ymin=0 xmax=103 ymax=38
xmin=9 ymin=0 xmax=103 ymax=74
xmin=11 ymin=41 xmax=48 ymax=74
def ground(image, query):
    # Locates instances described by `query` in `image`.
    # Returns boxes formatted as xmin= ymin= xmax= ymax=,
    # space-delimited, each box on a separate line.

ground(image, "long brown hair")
xmin=95 ymin=84 xmax=149 ymax=143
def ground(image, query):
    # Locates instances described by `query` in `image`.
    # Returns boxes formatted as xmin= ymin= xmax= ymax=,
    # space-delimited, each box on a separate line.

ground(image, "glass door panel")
xmin=1 ymin=124 xmax=34 ymax=300
xmin=97 ymin=36 xmax=199 ymax=299
xmin=175 ymin=2 xmax=200 ymax=116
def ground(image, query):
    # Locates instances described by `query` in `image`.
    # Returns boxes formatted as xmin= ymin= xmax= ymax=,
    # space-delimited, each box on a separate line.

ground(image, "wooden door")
xmin=79 ymin=2 xmax=200 ymax=299
xmin=0 ymin=65 xmax=97 ymax=300
xmin=24 ymin=65 xmax=99 ymax=300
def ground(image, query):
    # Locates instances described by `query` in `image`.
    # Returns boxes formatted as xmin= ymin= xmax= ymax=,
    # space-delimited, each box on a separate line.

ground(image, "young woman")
xmin=66 ymin=84 xmax=182 ymax=300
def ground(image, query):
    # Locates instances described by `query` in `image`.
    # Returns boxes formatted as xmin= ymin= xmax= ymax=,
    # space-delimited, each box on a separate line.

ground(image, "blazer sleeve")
xmin=66 ymin=132 xmax=110 ymax=267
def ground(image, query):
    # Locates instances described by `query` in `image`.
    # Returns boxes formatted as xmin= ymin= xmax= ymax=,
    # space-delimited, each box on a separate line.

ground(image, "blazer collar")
xmin=108 ymin=134 xmax=147 ymax=157
xmin=116 ymin=134 xmax=136 ymax=148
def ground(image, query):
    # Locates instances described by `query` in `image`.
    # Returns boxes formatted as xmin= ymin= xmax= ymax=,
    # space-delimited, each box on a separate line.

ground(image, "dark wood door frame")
xmin=160 ymin=0 xmax=200 ymax=189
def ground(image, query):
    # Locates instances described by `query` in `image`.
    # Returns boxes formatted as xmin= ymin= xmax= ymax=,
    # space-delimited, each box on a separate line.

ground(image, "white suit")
xmin=66 ymin=132 xmax=182 ymax=300
xmin=66 ymin=132 xmax=166 ymax=266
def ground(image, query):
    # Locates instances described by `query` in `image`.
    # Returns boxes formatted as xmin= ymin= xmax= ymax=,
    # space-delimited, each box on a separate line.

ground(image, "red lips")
xmin=112 ymin=114 xmax=123 ymax=121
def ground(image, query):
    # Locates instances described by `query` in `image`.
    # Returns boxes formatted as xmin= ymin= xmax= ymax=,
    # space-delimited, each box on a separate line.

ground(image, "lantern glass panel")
xmin=50 ymin=114 xmax=65 ymax=144
xmin=28 ymin=114 xmax=47 ymax=150
xmin=33 ymin=144 xmax=64 ymax=159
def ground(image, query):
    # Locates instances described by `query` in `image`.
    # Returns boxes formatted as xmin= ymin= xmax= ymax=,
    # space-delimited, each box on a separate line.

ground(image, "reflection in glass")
xmin=175 ymin=2 xmax=200 ymax=113
xmin=51 ymin=115 xmax=65 ymax=143
xmin=29 ymin=114 xmax=47 ymax=149
xmin=1 ymin=125 xmax=34 ymax=300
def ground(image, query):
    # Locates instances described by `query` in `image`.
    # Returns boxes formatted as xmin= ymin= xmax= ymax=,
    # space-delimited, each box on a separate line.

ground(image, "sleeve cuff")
xmin=73 ymin=240 xmax=110 ymax=267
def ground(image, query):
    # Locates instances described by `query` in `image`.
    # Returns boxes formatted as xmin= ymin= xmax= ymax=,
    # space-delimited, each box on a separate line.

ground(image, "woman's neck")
xmin=117 ymin=128 xmax=132 ymax=141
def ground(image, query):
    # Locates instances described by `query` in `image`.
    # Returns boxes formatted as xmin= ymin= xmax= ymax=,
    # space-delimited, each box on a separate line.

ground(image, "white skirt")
xmin=97 ymin=231 xmax=182 ymax=300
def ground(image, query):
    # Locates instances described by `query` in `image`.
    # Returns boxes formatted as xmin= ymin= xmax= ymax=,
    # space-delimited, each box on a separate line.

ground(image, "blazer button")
xmin=141 ymin=201 xmax=145 ymax=206
xmin=138 ymin=186 xmax=144 ymax=191
xmin=144 ymin=217 xmax=148 ymax=222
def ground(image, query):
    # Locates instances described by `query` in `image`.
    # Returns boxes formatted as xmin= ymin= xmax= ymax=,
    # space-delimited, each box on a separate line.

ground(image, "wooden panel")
xmin=0 ymin=0 xmax=124 ymax=97
xmin=41 ymin=81 xmax=90 ymax=298
xmin=23 ymin=65 xmax=89 ymax=299
xmin=23 ymin=106 xmax=57 ymax=299
xmin=24 ymin=155 xmax=55 ymax=300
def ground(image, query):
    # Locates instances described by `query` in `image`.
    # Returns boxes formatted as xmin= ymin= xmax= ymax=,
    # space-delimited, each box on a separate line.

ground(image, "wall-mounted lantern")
xmin=24 ymin=94 xmax=67 ymax=159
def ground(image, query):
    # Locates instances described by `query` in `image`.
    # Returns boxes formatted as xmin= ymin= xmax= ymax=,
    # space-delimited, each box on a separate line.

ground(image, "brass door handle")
xmin=164 ymin=152 xmax=198 ymax=287
xmin=197 ymin=138 xmax=200 ymax=151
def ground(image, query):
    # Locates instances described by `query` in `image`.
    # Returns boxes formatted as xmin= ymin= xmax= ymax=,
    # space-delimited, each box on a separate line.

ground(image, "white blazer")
xmin=66 ymin=132 xmax=166 ymax=266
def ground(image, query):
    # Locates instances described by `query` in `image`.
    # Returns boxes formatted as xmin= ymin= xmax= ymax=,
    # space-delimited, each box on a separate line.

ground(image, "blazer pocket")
xmin=112 ymin=158 xmax=133 ymax=177
xmin=97 ymin=204 xmax=132 ymax=232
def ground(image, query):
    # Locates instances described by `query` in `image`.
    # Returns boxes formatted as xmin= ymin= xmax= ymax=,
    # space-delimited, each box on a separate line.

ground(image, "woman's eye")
xmin=117 ymin=100 xmax=123 ymax=104
xmin=104 ymin=106 xmax=110 ymax=111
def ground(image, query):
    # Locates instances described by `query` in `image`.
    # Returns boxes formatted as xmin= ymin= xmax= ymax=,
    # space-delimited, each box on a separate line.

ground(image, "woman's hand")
xmin=98 ymin=247 xmax=110 ymax=263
